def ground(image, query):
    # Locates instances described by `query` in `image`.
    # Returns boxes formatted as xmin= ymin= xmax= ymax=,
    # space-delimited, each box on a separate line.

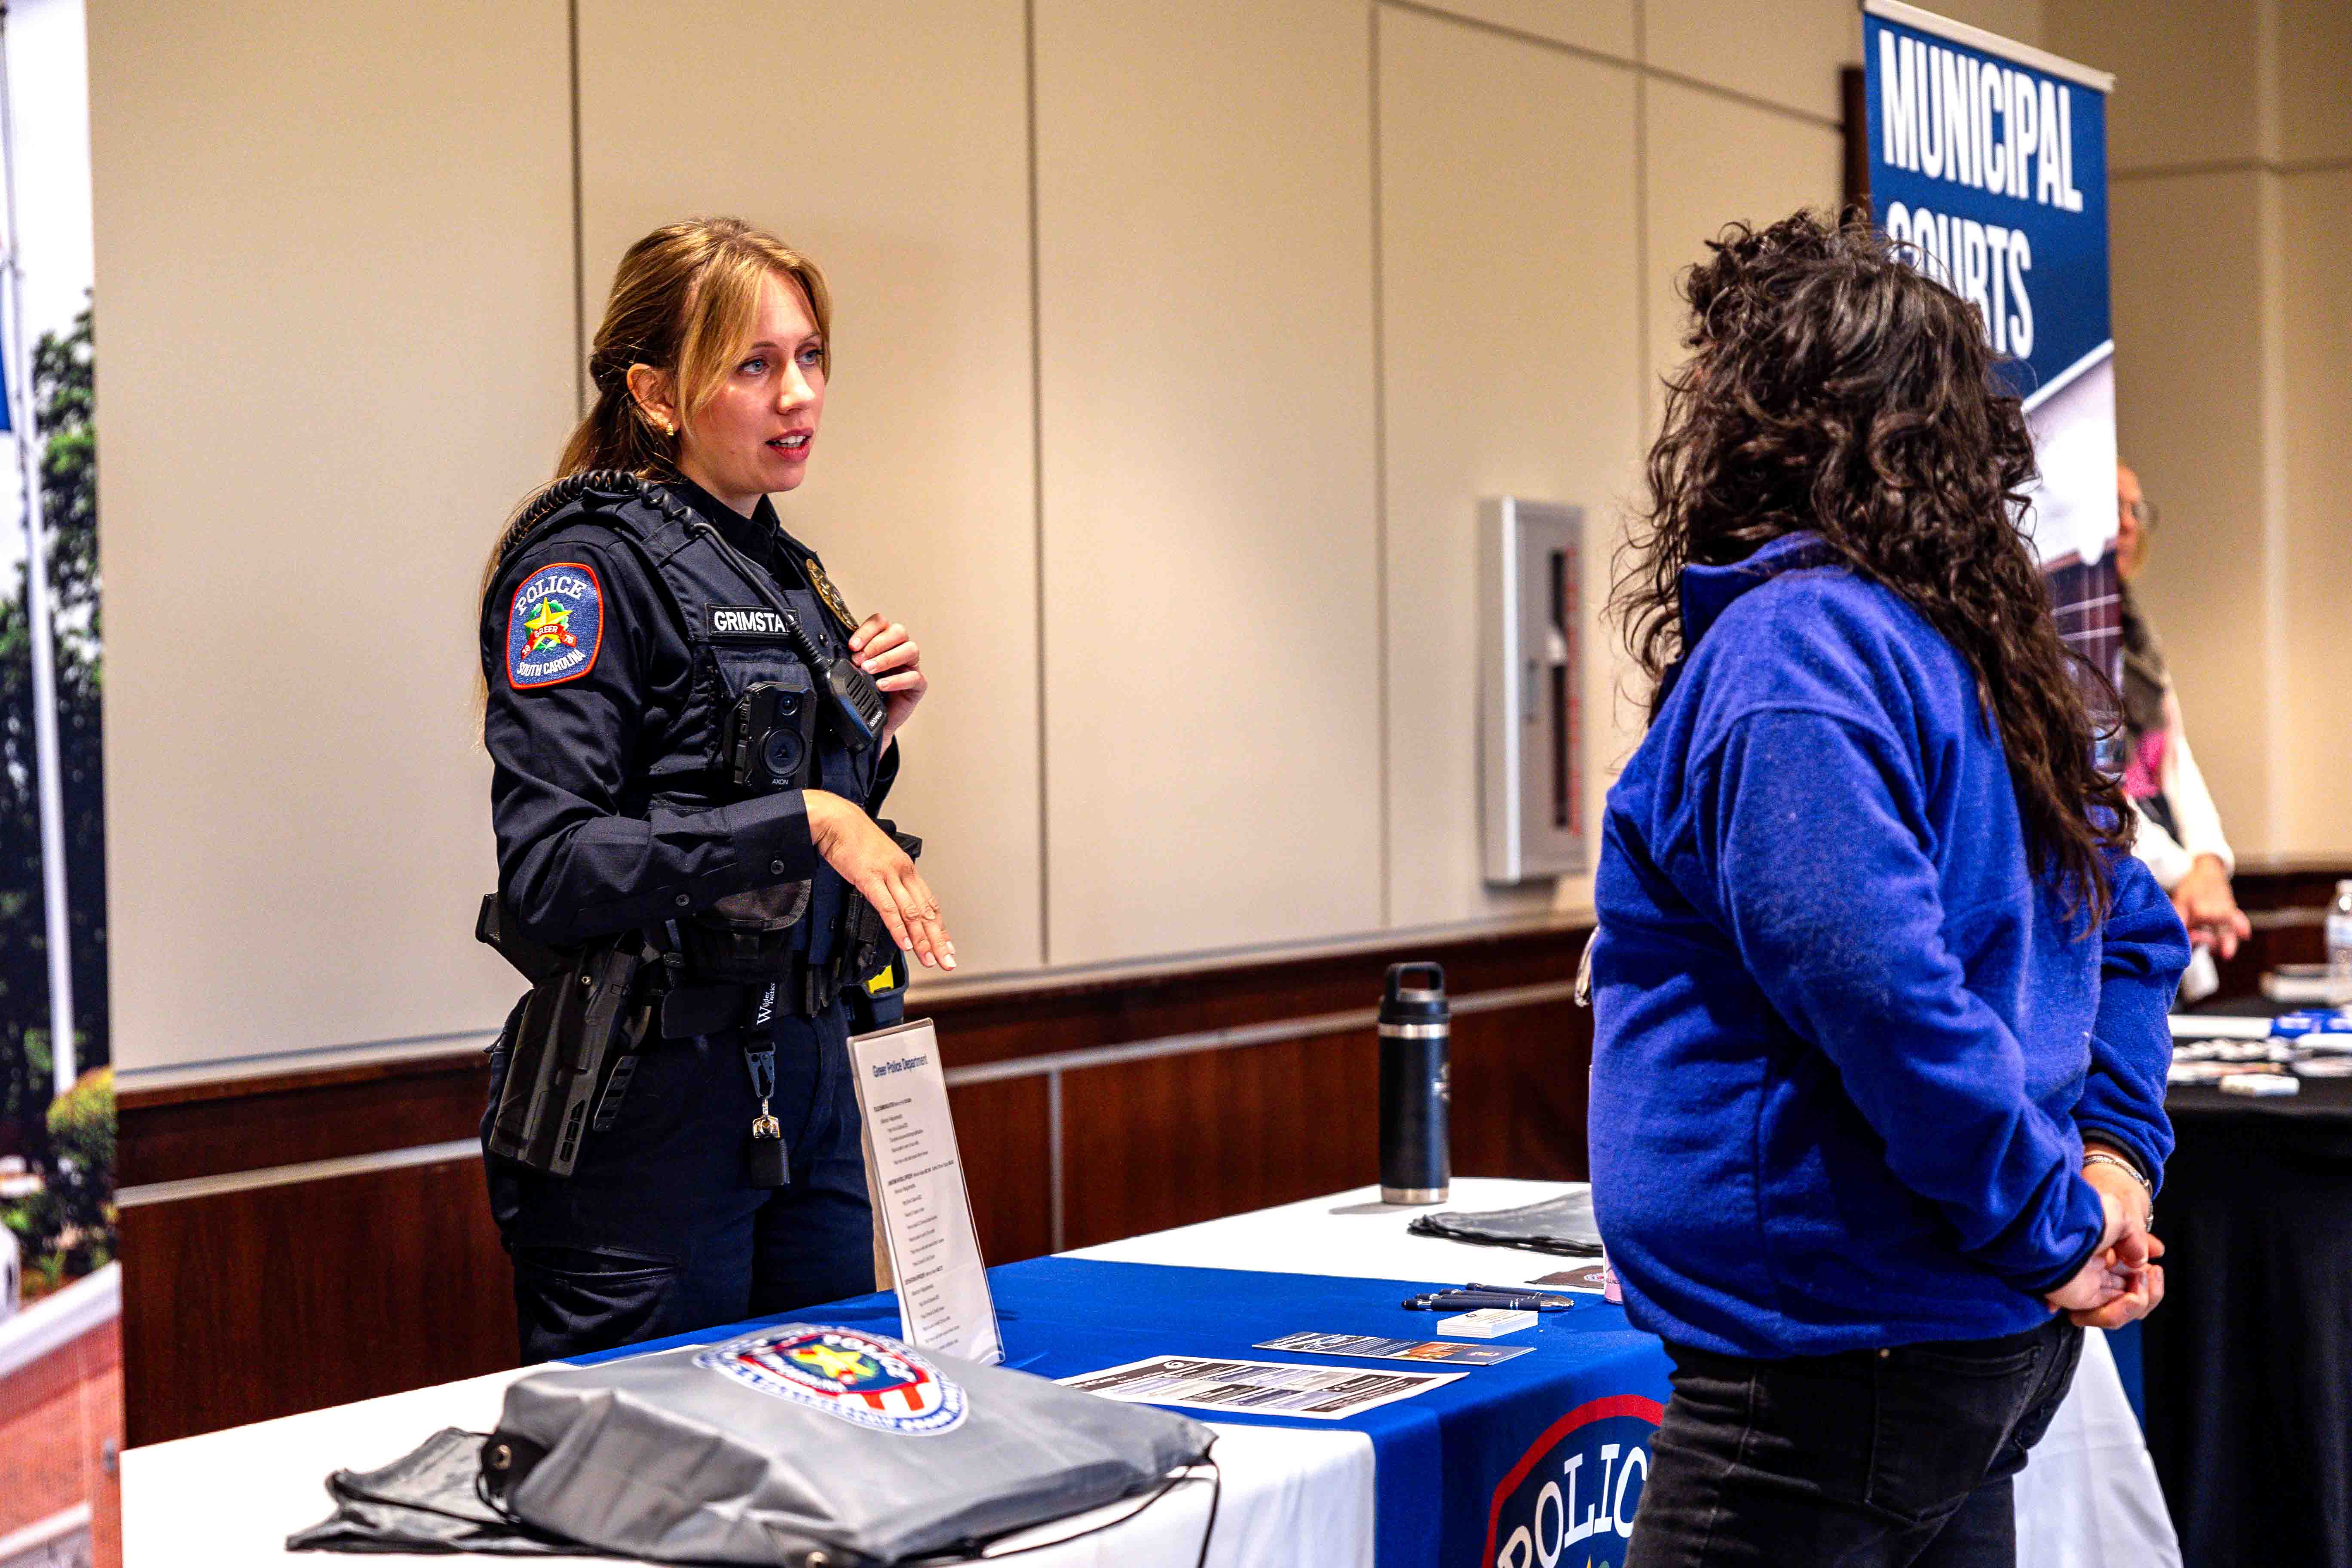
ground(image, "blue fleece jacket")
xmin=1589 ymin=533 xmax=2186 ymax=1358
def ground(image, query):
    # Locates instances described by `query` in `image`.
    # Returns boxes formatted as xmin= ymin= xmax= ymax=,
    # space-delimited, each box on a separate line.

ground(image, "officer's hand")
xmin=805 ymin=790 xmax=955 ymax=971
xmin=850 ymin=613 xmax=926 ymax=748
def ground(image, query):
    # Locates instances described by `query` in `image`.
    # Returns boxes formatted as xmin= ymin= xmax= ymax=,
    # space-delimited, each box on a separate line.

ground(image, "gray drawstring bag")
xmin=286 ymin=1426 xmax=591 ymax=1556
xmin=1406 ymin=1186 xmax=1605 ymax=1256
xmin=294 ymin=1323 xmax=1213 ymax=1566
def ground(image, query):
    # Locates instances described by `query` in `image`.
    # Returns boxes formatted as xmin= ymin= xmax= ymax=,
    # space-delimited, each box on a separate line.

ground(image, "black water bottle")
xmin=1379 ymin=962 xmax=1450 ymax=1204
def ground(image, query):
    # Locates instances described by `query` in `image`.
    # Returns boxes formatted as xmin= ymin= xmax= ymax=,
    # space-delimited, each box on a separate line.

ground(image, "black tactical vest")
xmin=498 ymin=473 xmax=882 ymax=984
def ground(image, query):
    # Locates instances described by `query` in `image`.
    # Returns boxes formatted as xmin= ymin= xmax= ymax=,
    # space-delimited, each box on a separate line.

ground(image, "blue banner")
xmin=575 ymin=1256 xmax=1675 ymax=1568
xmin=1864 ymin=0 xmax=2118 ymax=624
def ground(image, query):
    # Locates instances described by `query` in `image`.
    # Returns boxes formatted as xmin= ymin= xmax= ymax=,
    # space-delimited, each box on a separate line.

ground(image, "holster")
xmin=487 ymin=934 xmax=649 ymax=1178
xmin=476 ymin=894 xmax=569 ymax=985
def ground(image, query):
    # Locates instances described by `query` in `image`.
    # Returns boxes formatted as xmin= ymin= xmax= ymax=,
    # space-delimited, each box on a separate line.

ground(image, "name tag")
xmin=708 ymin=604 xmax=794 ymax=642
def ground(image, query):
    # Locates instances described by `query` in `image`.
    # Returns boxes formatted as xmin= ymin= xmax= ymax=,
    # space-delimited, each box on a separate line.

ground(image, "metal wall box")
xmin=1480 ymin=498 xmax=1585 ymax=884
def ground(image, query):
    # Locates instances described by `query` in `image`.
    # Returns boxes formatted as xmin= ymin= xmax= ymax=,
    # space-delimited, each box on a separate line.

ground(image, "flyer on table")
xmin=1063 ymin=1355 xmax=1464 ymax=1419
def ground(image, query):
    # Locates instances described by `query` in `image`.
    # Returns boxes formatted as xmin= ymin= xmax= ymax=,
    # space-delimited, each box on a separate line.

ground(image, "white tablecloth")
xmin=121 ymin=1177 xmax=2178 ymax=1566
xmin=119 ymin=1360 xmax=1370 ymax=1568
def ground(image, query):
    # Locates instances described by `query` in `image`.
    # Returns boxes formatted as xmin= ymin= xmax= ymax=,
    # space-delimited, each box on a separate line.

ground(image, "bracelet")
xmin=2083 ymin=1152 xmax=2156 ymax=1232
xmin=2082 ymin=1151 xmax=2152 ymax=1191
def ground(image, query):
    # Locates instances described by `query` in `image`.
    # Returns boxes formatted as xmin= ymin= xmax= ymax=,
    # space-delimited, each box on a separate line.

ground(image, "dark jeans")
xmin=1626 ymin=1317 xmax=2084 ymax=1568
xmin=482 ymin=1004 xmax=876 ymax=1363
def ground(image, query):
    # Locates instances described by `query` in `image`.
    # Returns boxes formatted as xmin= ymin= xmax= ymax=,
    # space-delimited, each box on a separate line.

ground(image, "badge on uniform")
xmin=506 ymin=562 xmax=604 ymax=689
xmin=802 ymin=556 xmax=856 ymax=632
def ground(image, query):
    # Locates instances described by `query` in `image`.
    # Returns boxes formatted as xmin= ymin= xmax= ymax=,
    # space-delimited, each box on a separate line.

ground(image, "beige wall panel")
xmin=1932 ymin=0 xmax=2046 ymax=48
xmin=1644 ymin=78 xmax=1844 ymax=407
xmin=1391 ymin=0 xmax=1635 ymax=60
xmin=2276 ymin=0 xmax=2352 ymax=163
xmin=1632 ymin=80 xmax=1840 ymax=861
xmin=2045 ymin=0 xmax=2263 ymax=172
xmin=1643 ymin=0 xmax=1853 ymax=122
xmin=1643 ymin=0 xmax=2047 ymax=132
xmin=1035 ymin=0 xmax=1384 ymax=963
xmin=576 ymin=0 xmax=1042 ymax=976
xmin=1376 ymin=6 xmax=1640 ymax=927
xmin=2277 ymin=169 xmax=2352 ymax=854
xmin=91 ymin=1 xmax=574 ymax=1071
xmin=2109 ymin=172 xmax=2275 ymax=849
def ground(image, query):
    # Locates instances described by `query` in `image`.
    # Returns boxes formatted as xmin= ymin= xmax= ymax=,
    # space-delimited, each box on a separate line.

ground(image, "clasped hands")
xmin=2043 ymin=1147 xmax=2163 ymax=1328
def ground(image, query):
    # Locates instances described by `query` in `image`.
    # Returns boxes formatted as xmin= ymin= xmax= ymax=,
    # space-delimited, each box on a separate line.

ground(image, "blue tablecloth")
xmin=574 ymin=1256 xmax=1674 ymax=1568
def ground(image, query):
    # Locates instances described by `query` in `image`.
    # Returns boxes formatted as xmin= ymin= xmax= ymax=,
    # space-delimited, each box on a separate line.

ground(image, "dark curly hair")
xmin=1614 ymin=211 xmax=2129 ymax=919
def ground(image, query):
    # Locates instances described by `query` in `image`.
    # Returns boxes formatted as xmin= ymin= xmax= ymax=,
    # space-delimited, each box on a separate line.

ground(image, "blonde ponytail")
xmin=482 ymin=217 xmax=832 ymax=596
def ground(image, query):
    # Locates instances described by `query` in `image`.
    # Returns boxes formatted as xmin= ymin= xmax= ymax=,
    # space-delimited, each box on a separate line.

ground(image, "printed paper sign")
xmin=1061 ymin=1354 xmax=1462 ymax=1419
xmin=848 ymin=1018 xmax=1003 ymax=1366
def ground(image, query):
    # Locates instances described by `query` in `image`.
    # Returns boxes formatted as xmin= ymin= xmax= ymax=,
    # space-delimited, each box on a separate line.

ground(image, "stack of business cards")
xmin=1436 ymin=1308 xmax=1537 ymax=1338
xmin=2219 ymin=1072 xmax=2298 ymax=1096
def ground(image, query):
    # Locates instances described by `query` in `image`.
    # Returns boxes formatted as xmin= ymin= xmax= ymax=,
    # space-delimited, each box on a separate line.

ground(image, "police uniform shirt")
xmin=482 ymin=477 xmax=889 ymax=955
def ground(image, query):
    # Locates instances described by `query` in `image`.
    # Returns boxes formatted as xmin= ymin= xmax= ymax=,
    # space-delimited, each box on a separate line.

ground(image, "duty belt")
xmin=657 ymin=955 xmax=849 ymax=1040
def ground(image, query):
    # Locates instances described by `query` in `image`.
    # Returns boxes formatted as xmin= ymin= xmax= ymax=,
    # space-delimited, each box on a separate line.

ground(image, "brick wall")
xmin=0 ymin=1316 xmax=121 ymax=1568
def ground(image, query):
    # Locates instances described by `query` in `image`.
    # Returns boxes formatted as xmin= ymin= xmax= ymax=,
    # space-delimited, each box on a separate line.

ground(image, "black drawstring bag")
xmin=1407 ymin=1187 xmax=1606 ymax=1257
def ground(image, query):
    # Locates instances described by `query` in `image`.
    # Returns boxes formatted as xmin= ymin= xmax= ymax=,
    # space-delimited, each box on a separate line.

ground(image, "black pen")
xmin=1401 ymin=1289 xmax=1575 ymax=1312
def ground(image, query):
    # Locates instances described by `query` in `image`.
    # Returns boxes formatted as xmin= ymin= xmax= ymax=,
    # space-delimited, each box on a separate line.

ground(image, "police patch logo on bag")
xmin=506 ymin=562 xmax=604 ymax=689
xmin=695 ymin=1324 xmax=968 ymax=1435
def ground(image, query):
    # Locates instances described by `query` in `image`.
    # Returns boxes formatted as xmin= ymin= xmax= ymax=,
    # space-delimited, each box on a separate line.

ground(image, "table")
xmin=2144 ymin=1074 xmax=2352 ymax=1566
xmin=121 ymin=1178 xmax=2176 ymax=1566
xmin=1078 ymin=1179 xmax=2179 ymax=1565
xmin=121 ymin=1350 xmax=1367 ymax=1568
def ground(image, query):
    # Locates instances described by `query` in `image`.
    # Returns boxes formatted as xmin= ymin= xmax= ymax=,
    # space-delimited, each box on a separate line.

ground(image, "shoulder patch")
xmin=505 ymin=561 xmax=604 ymax=690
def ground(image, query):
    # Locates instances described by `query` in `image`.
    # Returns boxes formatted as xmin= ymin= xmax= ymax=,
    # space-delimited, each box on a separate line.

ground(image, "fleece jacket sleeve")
xmin=1692 ymin=707 xmax=2107 ymax=1297
xmin=2074 ymin=848 xmax=2188 ymax=1191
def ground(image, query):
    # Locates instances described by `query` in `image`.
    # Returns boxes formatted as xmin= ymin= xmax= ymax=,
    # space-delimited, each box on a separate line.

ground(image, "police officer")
xmin=477 ymin=217 xmax=953 ymax=1361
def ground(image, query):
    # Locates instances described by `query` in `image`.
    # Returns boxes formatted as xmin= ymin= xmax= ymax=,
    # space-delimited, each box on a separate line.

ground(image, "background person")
xmin=2116 ymin=462 xmax=2248 ymax=1001
xmin=1592 ymin=214 xmax=2181 ymax=1568
xmin=477 ymin=218 xmax=952 ymax=1361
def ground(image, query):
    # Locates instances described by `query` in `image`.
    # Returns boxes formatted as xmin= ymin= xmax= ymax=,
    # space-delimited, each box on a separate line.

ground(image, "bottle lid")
xmin=1381 ymin=961 xmax=1449 ymax=1023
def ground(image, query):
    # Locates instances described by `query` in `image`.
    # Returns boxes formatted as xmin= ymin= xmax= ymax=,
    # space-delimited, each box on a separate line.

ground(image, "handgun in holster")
xmin=478 ymin=894 xmax=650 ymax=1177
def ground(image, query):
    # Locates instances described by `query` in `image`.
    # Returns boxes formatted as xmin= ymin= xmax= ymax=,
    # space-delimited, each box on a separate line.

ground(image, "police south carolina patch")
xmin=505 ymin=562 xmax=603 ymax=690
xmin=694 ymin=1324 xmax=968 ymax=1436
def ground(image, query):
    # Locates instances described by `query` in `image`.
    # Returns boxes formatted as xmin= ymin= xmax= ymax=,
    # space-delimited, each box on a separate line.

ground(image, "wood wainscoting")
xmin=116 ymin=919 xmax=1595 ymax=1446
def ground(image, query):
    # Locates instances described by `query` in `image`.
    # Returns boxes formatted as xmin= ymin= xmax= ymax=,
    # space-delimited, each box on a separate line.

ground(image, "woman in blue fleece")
xmin=1595 ymin=214 xmax=2185 ymax=1568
